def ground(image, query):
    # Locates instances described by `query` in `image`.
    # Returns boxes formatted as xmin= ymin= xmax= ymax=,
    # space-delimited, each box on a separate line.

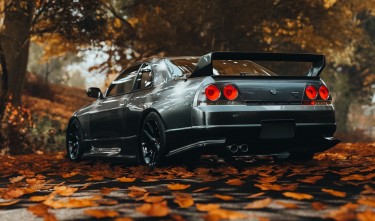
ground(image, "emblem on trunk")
xmin=270 ymin=89 xmax=277 ymax=95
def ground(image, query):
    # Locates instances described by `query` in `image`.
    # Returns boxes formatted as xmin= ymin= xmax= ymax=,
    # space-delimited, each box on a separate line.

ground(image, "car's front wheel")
xmin=66 ymin=119 xmax=85 ymax=162
xmin=139 ymin=112 xmax=166 ymax=167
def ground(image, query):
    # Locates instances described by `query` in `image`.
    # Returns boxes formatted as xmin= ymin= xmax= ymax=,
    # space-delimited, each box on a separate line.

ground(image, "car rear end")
xmin=189 ymin=52 xmax=339 ymax=156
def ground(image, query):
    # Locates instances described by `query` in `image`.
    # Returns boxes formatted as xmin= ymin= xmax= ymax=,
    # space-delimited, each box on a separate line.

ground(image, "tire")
xmin=139 ymin=112 xmax=166 ymax=167
xmin=66 ymin=119 xmax=85 ymax=162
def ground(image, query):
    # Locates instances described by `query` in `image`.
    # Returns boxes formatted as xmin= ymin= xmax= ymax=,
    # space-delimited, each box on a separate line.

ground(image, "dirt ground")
xmin=0 ymin=143 xmax=374 ymax=221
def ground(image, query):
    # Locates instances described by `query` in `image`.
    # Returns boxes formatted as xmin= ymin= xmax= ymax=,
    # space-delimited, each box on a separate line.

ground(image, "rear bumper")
xmin=187 ymin=104 xmax=338 ymax=154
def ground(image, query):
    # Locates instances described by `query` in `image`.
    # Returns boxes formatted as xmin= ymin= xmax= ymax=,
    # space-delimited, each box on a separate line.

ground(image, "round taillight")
xmin=223 ymin=84 xmax=238 ymax=100
xmin=319 ymin=85 xmax=329 ymax=100
xmin=205 ymin=84 xmax=221 ymax=101
xmin=305 ymin=85 xmax=317 ymax=100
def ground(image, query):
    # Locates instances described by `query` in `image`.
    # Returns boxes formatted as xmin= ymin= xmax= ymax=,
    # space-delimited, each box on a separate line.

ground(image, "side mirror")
xmin=87 ymin=87 xmax=103 ymax=99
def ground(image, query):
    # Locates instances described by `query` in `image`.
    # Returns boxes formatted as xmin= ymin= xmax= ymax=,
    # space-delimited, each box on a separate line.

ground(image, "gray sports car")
xmin=66 ymin=52 xmax=340 ymax=166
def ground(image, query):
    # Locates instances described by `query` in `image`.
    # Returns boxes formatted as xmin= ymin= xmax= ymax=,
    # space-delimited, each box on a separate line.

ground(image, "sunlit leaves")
xmin=244 ymin=198 xmax=272 ymax=209
xmin=282 ymin=192 xmax=313 ymax=200
xmin=167 ymin=183 xmax=191 ymax=191
xmin=135 ymin=201 xmax=170 ymax=217
xmin=84 ymin=209 xmax=119 ymax=219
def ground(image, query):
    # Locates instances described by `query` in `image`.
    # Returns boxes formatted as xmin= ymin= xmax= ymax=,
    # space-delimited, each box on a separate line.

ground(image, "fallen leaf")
xmin=358 ymin=198 xmax=375 ymax=208
xmin=84 ymin=209 xmax=119 ymax=219
xmin=87 ymin=176 xmax=104 ymax=181
xmin=170 ymin=214 xmax=186 ymax=221
xmin=225 ymin=179 xmax=244 ymax=186
xmin=2 ymin=188 xmax=24 ymax=199
xmin=114 ymin=218 xmax=134 ymax=221
xmin=299 ymin=176 xmax=323 ymax=184
xmin=135 ymin=201 xmax=170 ymax=217
xmin=54 ymin=186 xmax=78 ymax=196
xmin=80 ymin=183 xmax=91 ymax=190
xmin=255 ymin=183 xmax=298 ymax=191
xmin=167 ymin=183 xmax=191 ymax=191
xmin=9 ymin=175 xmax=25 ymax=183
xmin=101 ymin=187 xmax=119 ymax=195
xmin=193 ymin=187 xmax=211 ymax=193
xmin=117 ymin=177 xmax=136 ymax=182
xmin=61 ymin=172 xmax=78 ymax=178
xmin=144 ymin=196 xmax=165 ymax=203
xmin=311 ymin=202 xmax=327 ymax=210
xmin=196 ymin=203 xmax=221 ymax=211
xmin=173 ymin=192 xmax=194 ymax=208
xmin=357 ymin=210 xmax=375 ymax=221
xmin=28 ymin=203 xmax=57 ymax=221
xmin=326 ymin=202 xmax=358 ymax=221
xmin=246 ymin=192 xmax=265 ymax=198
xmin=275 ymin=201 xmax=299 ymax=209
xmin=30 ymin=195 xmax=49 ymax=202
xmin=97 ymin=199 xmax=119 ymax=205
xmin=213 ymin=194 xmax=234 ymax=201
xmin=43 ymin=198 xmax=98 ymax=209
xmin=128 ymin=186 xmax=148 ymax=198
xmin=204 ymin=209 xmax=247 ymax=221
xmin=0 ymin=199 xmax=21 ymax=206
xmin=283 ymin=192 xmax=313 ymax=200
xmin=322 ymin=188 xmax=346 ymax=197
xmin=244 ymin=198 xmax=272 ymax=209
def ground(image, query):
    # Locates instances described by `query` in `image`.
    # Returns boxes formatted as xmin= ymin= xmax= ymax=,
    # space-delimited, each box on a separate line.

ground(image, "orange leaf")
xmin=326 ymin=202 xmax=358 ymax=221
xmin=43 ymin=198 xmax=98 ymax=209
xmin=193 ymin=187 xmax=211 ymax=193
xmin=54 ymin=186 xmax=78 ymax=196
xmin=27 ymin=203 xmax=50 ymax=217
xmin=84 ymin=209 xmax=119 ymax=219
xmin=167 ymin=183 xmax=191 ymax=191
xmin=358 ymin=198 xmax=375 ymax=208
xmin=117 ymin=177 xmax=136 ymax=182
xmin=9 ymin=175 xmax=25 ymax=183
xmin=2 ymin=188 xmax=24 ymax=199
xmin=114 ymin=218 xmax=134 ymax=221
xmin=173 ymin=192 xmax=194 ymax=208
xmin=87 ymin=176 xmax=104 ymax=181
xmin=204 ymin=209 xmax=247 ymax=221
xmin=311 ymin=202 xmax=327 ymax=210
xmin=196 ymin=203 xmax=221 ymax=211
xmin=283 ymin=192 xmax=313 ymax=200
xmin=213 ymin=194 xmax=234 ymax=201
xmin=101 ymin=187 xmax=119 ymax=195
xmin=144 ymin=196 xmax=165 ymax=203
xmin=357 ymin=210 xmax=375 ymax=221
xmin=0 ymin=199 xmax=21 ymax=206
xmin=61 ymin=172 xmax=78 ymax=178
xmin=275 ymin=201 xmax=299 ymax=209
xmin=30 ymin=195 xmax=49 ymax=202
xmin=225 ymin=179 xmax=244 ymax=186
xmin=244 ymin=198 xmax=272 ymax=209
xmin=246 ymin=192 xmax=265 ymax=198
xmin=135 ymin=201 xmax=170 ymax=217
xmin=299 ymin=176 xmax=323 ymax=184
xmin=322 ymin=188 xmax=346 ymax=197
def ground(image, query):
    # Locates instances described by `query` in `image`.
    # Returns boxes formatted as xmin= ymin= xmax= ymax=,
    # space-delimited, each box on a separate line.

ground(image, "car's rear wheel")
xmin=139 ymin=112 xmax=166 ymax=167
xmin=66 ymin=119 xmax=85 ymax=162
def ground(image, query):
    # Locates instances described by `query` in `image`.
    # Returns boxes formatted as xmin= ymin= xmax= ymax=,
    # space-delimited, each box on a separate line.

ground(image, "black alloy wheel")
xmin=140 ymin=112 xmax=166 ymax=167
xmin=66 ymin=119 xmax=84 ymax=161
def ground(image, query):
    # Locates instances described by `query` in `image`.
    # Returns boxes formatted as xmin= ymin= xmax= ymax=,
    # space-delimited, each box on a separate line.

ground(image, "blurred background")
xmin=0 ymin=0 xmax=374 ymax=154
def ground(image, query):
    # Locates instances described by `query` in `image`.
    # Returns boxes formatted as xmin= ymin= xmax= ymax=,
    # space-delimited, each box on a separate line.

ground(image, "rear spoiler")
xmin=191 ymin=52 xmax=325 ymax=77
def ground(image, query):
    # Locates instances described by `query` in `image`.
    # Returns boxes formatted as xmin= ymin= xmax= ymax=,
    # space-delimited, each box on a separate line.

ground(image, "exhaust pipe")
xmin=227 ymin=144 xmax=238 ymax=153
xmin=239 ymin=144 xmax=249 ymax=152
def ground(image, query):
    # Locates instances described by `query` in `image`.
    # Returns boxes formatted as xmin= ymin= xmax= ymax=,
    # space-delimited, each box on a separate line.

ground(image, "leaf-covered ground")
xmin=0 ymin=143 xmax=374 ymax=221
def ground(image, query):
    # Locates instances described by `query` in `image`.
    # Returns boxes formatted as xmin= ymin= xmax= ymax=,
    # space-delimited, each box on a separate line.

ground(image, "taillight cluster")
xmin=205 ymin=84 xmax=239 ymax=101
xmin=305 ymin=85 xmax=330 ymax=101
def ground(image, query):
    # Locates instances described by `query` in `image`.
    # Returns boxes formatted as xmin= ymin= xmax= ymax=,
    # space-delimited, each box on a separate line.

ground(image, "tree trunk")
xmin=0 ymin=43 xmax=8 ymax=122
xmin=0 ymin=0 xmax=35 ymax=106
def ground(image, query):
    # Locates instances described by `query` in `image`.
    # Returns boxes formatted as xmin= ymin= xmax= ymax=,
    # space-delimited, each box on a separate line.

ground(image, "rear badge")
xmin=270 ymin=89 xmax=277 ymax=95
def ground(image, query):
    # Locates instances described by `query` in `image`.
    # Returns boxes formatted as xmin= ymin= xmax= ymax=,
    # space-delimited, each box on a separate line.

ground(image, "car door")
xmin=89 ymin=64 xmax=141 ymax=141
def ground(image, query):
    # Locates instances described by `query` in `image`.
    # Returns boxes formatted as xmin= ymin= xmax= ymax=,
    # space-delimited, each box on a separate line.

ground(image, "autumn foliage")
xmin=0 ymin=143 xmax=374 ymax=220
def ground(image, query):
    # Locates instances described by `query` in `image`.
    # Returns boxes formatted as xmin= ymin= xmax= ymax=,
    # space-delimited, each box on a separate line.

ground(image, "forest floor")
xmin=0 ymin=143 xmax=374 ymax=221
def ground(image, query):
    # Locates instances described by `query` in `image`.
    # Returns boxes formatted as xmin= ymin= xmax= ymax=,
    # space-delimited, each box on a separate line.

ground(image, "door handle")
xmin=119 ymin=102 xmax=125 ymax=106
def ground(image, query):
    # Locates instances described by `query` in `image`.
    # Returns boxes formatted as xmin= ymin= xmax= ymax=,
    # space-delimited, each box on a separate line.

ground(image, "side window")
xmin=134 ymin=64 xmax=153 ymax=90
xmin=106 ymin=64 xmax=141 ymax=97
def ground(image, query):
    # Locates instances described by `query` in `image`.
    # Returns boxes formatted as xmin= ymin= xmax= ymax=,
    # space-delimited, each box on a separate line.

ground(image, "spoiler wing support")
xmin=191 ymin=52 xmax=325 ymax=77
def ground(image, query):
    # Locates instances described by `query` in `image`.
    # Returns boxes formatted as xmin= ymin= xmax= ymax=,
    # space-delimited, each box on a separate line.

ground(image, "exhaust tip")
xmin=227 ymin=144 xmax=238 ymax=153
xmin=239 ymin=144 xmax=249 ymax=152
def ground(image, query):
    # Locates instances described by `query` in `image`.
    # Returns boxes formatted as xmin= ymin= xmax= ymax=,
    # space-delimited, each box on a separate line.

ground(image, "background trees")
xmin=0 ymin=0 xmax=374 ymax=138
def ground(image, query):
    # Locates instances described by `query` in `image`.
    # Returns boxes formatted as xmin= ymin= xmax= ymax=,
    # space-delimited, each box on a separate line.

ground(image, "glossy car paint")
xmin=68 ymin=53 xmax=339 ymax=162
